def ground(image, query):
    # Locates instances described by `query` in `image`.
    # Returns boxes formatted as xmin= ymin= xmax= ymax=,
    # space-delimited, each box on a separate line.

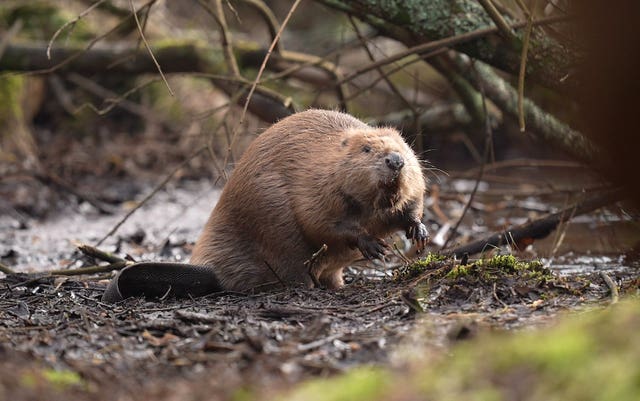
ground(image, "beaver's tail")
xmin=102 ymin=262 xmax=222 ymax=303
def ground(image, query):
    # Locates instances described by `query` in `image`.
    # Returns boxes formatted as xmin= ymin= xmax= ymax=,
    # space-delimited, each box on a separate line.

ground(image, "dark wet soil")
xmin=1 ymin=246 xmax=638 ymax=400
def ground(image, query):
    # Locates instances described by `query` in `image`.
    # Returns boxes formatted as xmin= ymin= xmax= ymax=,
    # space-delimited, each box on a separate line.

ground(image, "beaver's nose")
xmin=385 ymin=152 xmax=404 ymax=171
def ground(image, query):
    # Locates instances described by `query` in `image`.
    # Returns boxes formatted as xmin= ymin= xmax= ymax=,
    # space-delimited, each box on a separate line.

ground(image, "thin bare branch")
xmin=0 ymin=262 xmax=15 ymax=275
xmin=12 ymin=0 xmax=157 ymax=76
xmin=518 ymin=0 xmax=538 ymax=131
xmin=224 ymin=0 xmax=302 ymax=168
xmin=128 ymin=0 xmax=173 ymax=96
xmin=279 ymin=49 xmax=349 ymax=110
xmin=477 ymin=0 xmax=518 ymax=43
xmin=599 ymin=271 xmax=620 ymax=304
xmin=239 ymin=0 xmax=282 ymax=53
xmin=47 ymin=0 xmax=109 ymax=59
xmin=197 ymin=0 xmax=241 ymax=77
xmin=349 ymin=16 xmax=414 ymax=112
xmin=441 ymin=61 xmax=493 ymax=250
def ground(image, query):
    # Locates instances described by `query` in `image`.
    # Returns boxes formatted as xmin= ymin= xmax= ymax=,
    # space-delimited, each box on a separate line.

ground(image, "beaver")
xmin=102 ymin=109 xmax=428 ymax=301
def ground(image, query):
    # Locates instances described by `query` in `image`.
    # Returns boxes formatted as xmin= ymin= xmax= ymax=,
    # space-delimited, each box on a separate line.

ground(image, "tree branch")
xmin=1 ymin=42 xmax=294 ymax=123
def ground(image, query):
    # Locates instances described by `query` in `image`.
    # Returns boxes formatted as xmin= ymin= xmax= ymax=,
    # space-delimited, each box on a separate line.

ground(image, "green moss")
xmin=0 ymin=75 xmax=25 ymax=123
xmin=395 ymin=252 xmax=448 ymax=280
xmin=396 ymin=253 xmax=550 ymax=283
xmin=20 ymin=368 xmax=84 ymax=392
xmin=446 ymin=263 xmax=477 ymax=279
xmin=42 ymin=369 xmax=83 ymax=389
xmin=452 ymin=254 xmax=552 ymax=280
xmin=278 ymin=301 xmax=640 ymax=401
xmin=277 ymin=368 xmax=390 ymax=401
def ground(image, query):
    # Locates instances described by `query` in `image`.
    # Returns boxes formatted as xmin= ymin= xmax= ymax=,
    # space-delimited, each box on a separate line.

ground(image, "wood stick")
xmin=76 ymin=243 xmax=126 ymax=263
xmin=0 ymin=262 xmax=16 ymax=275
xmin=599 ymin=271 xmax=619 ymax=304
xmin=48 ymin=261 xmax=130 ymax=276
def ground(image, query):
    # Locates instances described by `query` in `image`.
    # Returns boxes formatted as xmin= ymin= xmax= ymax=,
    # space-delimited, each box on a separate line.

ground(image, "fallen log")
xmin=443 ymin=188 xmax=624 ymax=258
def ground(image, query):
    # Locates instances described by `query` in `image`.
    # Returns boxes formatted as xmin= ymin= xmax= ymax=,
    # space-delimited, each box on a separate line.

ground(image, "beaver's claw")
xmin=357 ymin=235 xmax=390 ymax=260
xmin=407 ymin=222 xmax=429 ymax=252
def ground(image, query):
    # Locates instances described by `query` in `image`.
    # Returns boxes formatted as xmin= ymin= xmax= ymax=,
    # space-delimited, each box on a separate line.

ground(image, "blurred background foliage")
xmin=0 ymin=1 xmax=574 ymax=176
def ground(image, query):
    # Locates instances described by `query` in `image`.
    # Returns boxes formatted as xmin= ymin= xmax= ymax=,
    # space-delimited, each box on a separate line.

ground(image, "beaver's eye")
xmin=362 ymin=145 xmax=372 ymax=153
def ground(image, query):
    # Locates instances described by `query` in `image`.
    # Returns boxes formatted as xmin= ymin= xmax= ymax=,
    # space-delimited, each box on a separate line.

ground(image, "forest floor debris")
xmin=1 ymin=254 xmax=638 ymax=400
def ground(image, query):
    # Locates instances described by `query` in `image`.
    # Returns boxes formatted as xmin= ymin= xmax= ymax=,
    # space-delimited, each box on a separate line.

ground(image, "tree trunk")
xmin=316 ymin=0 xmax=575 ymax=92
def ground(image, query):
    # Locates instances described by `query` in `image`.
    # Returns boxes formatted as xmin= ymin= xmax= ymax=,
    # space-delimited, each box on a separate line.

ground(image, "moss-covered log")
xmin=452 ymin=57 xmax=602 ymax=165
xmin=316 ymin=0 xmax=575 ymax=92
xmin=0 ymin=42 xmax=294 ymax=123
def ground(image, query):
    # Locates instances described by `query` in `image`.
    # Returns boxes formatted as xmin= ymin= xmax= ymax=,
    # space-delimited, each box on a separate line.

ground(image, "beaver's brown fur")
xmin=190 ymin=109 xmax=427 ymax=292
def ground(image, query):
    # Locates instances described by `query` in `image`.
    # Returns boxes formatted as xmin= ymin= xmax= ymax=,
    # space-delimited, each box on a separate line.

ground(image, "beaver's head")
xmin=340 ymin=128 xmax=422 ymax=210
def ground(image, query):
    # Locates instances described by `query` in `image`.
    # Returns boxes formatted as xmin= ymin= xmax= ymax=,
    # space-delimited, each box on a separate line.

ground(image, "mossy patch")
xmin=20 ymin=368 xmax=85 ymax=392
xmin=395 ymin=253 xmax=582 ymax=308
xmin=274 ymin=368 xmax=390 ymax=401
xmin=394 ymin=251 xmax=448 ymax=280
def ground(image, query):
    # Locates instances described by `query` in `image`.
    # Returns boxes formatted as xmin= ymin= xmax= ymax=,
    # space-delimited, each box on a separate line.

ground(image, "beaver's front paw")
xmin=357 ymin=235 xmax=389 ymax=260
xmin=408 ymin=222 xmax=429 ymax=252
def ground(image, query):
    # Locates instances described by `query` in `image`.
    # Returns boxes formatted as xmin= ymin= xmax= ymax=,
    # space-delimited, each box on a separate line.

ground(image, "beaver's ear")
xmin=341 ymin=138 xmax=349 ymax=147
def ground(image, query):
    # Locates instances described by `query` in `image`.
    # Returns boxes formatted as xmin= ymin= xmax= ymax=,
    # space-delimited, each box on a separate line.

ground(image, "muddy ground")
xmin=1 ymin=252 xmax=637 ymax=401
xmin=1 ymin=166 xmax=639 ymax=400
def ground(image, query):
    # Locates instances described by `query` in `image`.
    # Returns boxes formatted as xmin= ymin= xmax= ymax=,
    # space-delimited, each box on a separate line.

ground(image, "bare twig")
xmin=279 ymin=50 xmax=349 ymax=111
xmin=76 ymin=243 xmax=126 ymax=263
xmin=517 ymin=0 xmax=538 ymax=131
xmin=304 ymin=244 xmax=328 ymax=288
xmin=0 ymin=262 xmax=16 ymax=275
xmin=457 ymin=158 xmax=583 ymax=177
xmin=348 ymin=16 xmax=414 ymax=112
xmin=492 ymin=282 xmax=509 ymax=308
xmin=224 ymin=0 xmax=302 ymax=168
xmin=48 ymin=261 xmax=130 ymax=276
xmin=265 ymin=31 xmax=375 ymax=82
xmin=343 ymin=48 xmax=448 ymax=103
xmin=477 ymin=0 xmax=518 ymax=43
xmin=197 ymin=0 xmax=241 ymax=77
xmin=66 ymin=73 xmax=167 ymax=125
xmin=599 ymin=271 xmax=619 ymax=304
xmin=47 ymin=0 xmax=109 ymax=59
xmin=239 ymin=0 xmax=282 ymax=53
xmin=297 ymin=333 xmax=342 ymax=352
xmin=128 ymin=0 xmax=173 ymax=96
xmin=441 ymin=61 xmax=493 ymax=250
xmin=18 ymin=0 xmax=157 ymax=76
